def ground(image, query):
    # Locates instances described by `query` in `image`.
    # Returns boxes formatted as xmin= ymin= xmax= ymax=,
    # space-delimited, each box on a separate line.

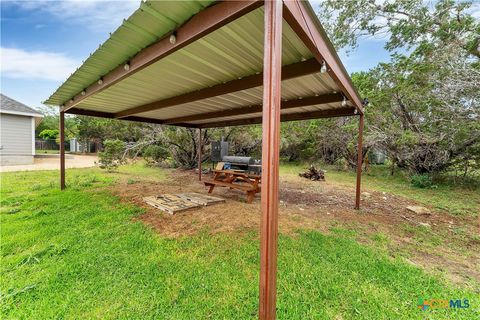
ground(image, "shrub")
xmin=39 ymin=129 xmax=59 ymax=140
xmin=410 ymin=174 xmax=434 ymax=188
xmin=334 ymin=158 xmax=349 ymax=171
xmin=143 ymin=145 xmax=169 ymax=166
xmin=98 ymin=139 xmax=125 ymax=171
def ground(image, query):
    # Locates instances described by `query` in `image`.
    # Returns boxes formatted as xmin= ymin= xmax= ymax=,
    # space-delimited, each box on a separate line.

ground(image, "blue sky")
xmin=1 ymin=0 xmax=402 ymax=110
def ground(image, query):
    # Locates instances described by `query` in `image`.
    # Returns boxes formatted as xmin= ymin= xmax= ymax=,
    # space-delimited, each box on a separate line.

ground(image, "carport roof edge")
xmin=45 ymin=0 xmax=363 ymax=128
xmin=44 ymin=0 xmax=217 ymax=106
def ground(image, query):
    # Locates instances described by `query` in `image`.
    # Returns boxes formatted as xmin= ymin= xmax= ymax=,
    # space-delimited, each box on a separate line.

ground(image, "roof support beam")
xmin=259 ymin=0 xmax=282 ymax=318
xmin=65 ymin=108 xmax=197 ymax=128
xmin=283 ymin=0 xmax=363 ymax=113
xmin=61 ymin=0 xmax=263 ymax=112
xmin=198 ymin=107 xmax=356 ymax=128
xmin=355 ymin=113 xmax=364 ymax=209
xmin=114 ymin=58 xmax=321 ymax=118
xmin=60 ymin=111 xmax=65 ymax=190
xmin=164 ymin=93 xmax=343 ymax=124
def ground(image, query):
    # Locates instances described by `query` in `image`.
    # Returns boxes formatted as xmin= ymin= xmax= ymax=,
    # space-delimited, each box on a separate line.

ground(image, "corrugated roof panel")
xmin=45 ymin=0 xmax=216 ymax=106
xmin=148 ymin=0 xmax=208 ymax=25
xmin=184 ymin=102 xmax=342 ymax=125
xmin=76 ymin=66 xmax=341 ymax=119
xmin=72 ymin=7 xmax=319 ymax=115
xmin=128 ymin=73 xmax=338 ymax=121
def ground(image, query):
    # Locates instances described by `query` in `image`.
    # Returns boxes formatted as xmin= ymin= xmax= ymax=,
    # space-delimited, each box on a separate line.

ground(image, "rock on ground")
xmin=406 ymin=205 xmax=431 ymax=215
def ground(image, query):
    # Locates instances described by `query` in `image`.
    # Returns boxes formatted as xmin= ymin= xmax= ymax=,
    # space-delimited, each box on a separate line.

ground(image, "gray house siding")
xmin=0 ymin=113 xmax=34 ymax=165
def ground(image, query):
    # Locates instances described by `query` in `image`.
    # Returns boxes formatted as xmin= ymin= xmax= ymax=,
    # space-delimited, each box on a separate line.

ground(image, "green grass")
xmin=281 ymin=163 xmax=480 ymax=216
xmin=35 ymin=149 xmax=60 ymax=154
xmin=1 ymin=167 xmax=478 ymax=319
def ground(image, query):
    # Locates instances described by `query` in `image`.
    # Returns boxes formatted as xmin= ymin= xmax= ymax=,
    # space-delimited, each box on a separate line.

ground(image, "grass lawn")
xmin=35 ymin=149 xmax=60 ymax=154
xmin=1 ymin=166 xmax=478 ymax=319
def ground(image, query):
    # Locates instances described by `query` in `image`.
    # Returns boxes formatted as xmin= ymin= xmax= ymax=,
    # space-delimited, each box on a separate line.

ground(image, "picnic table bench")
xmin=203 ymin=169 xmax=261 ymax=203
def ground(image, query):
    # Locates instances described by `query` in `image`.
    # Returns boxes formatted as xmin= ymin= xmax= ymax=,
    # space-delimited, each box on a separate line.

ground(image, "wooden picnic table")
xmin=203 ymin=169 xmax=261 ymax=203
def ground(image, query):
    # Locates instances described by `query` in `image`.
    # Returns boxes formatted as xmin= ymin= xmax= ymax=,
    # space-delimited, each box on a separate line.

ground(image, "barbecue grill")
xmin=222 ymin=156 xmax=261 ymax=175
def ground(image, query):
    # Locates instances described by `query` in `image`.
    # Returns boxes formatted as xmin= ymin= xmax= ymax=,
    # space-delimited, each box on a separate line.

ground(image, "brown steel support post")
xmin=259 ymin=1 xmax=282 ymax=319
xmin=60 ymin=111 xmax=66 ymax=190
xmin=198 ymin=128 xmax=202 ymax=181
xmin=355 ymin=113 xmax=364 ymax=209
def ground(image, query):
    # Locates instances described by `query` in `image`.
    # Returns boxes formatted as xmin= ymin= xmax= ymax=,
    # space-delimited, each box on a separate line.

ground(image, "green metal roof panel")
xmin=69 ymin=7 xmax=316 ymax=115
xmin=45 ymin=0 xmax=215 ymax=106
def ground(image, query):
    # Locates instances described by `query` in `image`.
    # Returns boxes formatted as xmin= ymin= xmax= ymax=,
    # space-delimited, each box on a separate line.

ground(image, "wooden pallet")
xmin=177 ymin=193 xmax=225 ymax=206
xmin=143 ymin=194 xmax=201 ymax=214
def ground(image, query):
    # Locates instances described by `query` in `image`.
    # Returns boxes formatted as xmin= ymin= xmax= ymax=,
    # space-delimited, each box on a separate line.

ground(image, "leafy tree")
xmin=143 ymin=145 xmax=169 ymax=166
xmin=35 ymin=106 xmax=77 ymax=140
xmin=75 ymin=116 xmax=147 ymax=152
xmin=98 ymin=139 xmax=126 ymax=171
xmin=353 ymin=54 xmax=479 ymax=174
xmin=318 ymin=0 xmax=479 ymax=58
xmin=211 ymin=126 xmax=262 ymax=158
xmin=161 ymin=127 xmax=207 ymax=168
xmin=38 ymin=129 xmax=59 ymax=140
xmin=280 ymin=121 xmax=318 ymax=162
xmin=318 ymin=0 xmax=480 ymax=176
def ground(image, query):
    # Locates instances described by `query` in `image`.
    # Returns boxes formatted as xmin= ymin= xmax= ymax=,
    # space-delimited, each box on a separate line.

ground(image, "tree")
xmin=318 ymin=0 xmax=479 ymax=58
xmin=98 ymin=139 xmax=126 ymax=171
xmin=318 ymin=0 xmax=480 ymax=175
xmin=75 ymin=116 xmax=147 ymax=151
xmin=211 ymin=126 xmax=262 ymax=158
xmin=354 ymin=55 xmax=479 ymax=174
xmin=35 ymin=105 xmax=77 ymax=140
xmin=38 ymin=129 xmax=59 ymax=140
xmin=143 ymin=145 xmax=169 ymax=166
xmin=162 ymin=127 xmax=204 ymax=168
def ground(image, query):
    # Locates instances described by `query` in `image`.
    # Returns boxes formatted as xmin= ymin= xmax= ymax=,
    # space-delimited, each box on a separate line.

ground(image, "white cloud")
xmin=0 ymin=47 xmax=79 ymax=81
xmin=5 ymin=0 xmax=139 ymax=31
xmin=469 ymin=2 xmax=480 ymax=19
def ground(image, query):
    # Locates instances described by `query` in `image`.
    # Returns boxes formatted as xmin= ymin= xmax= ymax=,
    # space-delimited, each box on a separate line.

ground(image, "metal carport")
xmin=45 ymin=1 xmax=365 ymax=319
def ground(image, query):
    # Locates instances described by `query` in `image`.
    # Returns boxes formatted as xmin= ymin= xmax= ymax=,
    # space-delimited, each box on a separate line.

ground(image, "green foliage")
xmin=143 ymin=144 xmax=169 ymax=166
xmin=352 ymin=53 xmax=479 ymax=174
xmin=318 ymin=0 xmax=480 ymax=176
xmin=213 ymin=126 xmax=262 ymax=158
xmin=410 ymin=174 xmax=434 ymax=189
xmin=280 ymin=121 xmax=318 ymax=162
xmin=38 ymin=129 xmax=59 ymax=140
xmin=98 ymin=139 xmax=125 ymax=171
xmin=75 ymin=116 xmax=147 ymax=144
xmin=318 ymin=0 xmax=480 ymax=58
xmin=160 ymin=127 xmax=201 ymax=168
xmin=35 ymin=111 xmax=77 ymax=140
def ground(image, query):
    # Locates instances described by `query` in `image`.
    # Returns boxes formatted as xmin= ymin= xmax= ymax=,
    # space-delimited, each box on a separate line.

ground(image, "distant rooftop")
xmin=0 ymin=94 xmax=43 ymax=117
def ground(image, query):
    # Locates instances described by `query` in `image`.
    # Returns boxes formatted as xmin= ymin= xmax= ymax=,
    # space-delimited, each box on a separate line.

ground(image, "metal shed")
xmin=45 ymin=1 xmax=365 ymax=319
xmin=0 ymin=94 xmax=43 ymax=165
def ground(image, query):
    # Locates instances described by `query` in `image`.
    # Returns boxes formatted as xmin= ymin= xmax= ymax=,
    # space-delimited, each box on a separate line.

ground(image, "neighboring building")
xmin=0 ymin=94 xmax=43 ymax=165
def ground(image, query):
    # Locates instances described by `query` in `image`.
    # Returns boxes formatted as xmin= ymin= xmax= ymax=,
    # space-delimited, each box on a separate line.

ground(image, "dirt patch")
xmin=111 ymin=169 xmax=480 ymax=285
xmin=0 ymin=154 xmax=98 ymax=172
xmin=113 ymin=172 xmax=325 ymax=237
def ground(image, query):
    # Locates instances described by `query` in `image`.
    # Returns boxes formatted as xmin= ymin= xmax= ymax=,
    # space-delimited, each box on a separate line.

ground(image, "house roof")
xmin=1 ymin=94 xmax=43 ymax=117
xmin=45 ymin=0 xmax=362 ymax=128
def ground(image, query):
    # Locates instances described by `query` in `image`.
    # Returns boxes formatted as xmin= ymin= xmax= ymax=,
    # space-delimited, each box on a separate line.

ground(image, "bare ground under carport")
xmin=0 ymin=154 xmax=98 ymax=172
xmin=112 ymin=168 xmax=480 ymax=288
